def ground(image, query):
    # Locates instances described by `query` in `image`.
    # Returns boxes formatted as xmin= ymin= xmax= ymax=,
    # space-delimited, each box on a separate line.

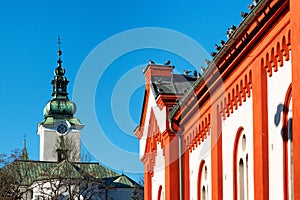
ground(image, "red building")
xmin=135 ymin=0 xmax=300 ymax=199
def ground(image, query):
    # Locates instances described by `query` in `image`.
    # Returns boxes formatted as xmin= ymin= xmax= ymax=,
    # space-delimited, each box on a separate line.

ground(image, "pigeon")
xmin=164 ymin=60 xmax=171 ymax=65
xmin=215 ymin=44 xmax=221 ymax=51
xmin=248 ymin=4 xmax=254 ymax=10
xmin=193 ymin=70 xmax=198 ymax=77
xmin=211 ymin=52 xmax=217 ymax=57
xmin=241 ymin=12 xmax=248 ymax=19
xmin=183 ymin=70 xmax=191 ymax=75
xmin=220 ymin=40 xmax=226 ymax=46
xmin=148 ymin=59 xmax=155 ymax=65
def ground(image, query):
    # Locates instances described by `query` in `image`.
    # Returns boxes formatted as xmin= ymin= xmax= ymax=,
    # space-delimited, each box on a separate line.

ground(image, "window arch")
xmin=233 ymin=127 xmax=249 ymax=200
xmin=282 ymin=84 xmax=293 ymax=200
xmin=197 ymin=160 xmax=209 ymax=200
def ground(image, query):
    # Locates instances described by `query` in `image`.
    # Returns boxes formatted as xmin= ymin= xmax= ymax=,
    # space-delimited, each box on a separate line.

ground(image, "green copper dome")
xmin=43 ymin=47 xmax=77 ymax=119
xmin=43 ymin=98 xmax=76 ymax=118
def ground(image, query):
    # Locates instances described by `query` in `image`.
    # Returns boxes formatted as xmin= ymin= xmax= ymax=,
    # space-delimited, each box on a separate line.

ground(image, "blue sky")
xmin=0 ymin=0 xmax=249 ymax=179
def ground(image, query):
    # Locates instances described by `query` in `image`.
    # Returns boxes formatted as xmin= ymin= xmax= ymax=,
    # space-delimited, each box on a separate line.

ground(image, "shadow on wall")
xmin=274 ymin=103 xmax=292 ymax=142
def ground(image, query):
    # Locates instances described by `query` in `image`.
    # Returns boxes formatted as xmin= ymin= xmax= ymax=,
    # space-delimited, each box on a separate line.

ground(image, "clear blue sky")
xmin=0 ymin=0 xmax=248 ymax=179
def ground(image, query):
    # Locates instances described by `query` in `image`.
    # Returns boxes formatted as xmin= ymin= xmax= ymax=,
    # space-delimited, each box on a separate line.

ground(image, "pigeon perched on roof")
xmin=215 ymin=44 xmax=221 ymax=51
xmin=148 ymin=59 xmax=155 ymax=65
xmin=183 ymin=70 xmax=191 ymax=75
xmin=164 ymin=60 xmax=171 ymax=65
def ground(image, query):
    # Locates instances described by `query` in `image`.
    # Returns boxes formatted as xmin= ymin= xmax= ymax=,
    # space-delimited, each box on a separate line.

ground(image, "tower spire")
xmin=57 ymin=35 xmax=61 ymax=52
xmin=43 ymin=37 xmax=76 ymax=118
xmin=51 ymin=36 xmax=69 ymax=98
xmin=21 ymin=139 xmax=29 ymax=160
xmin=57 ymin=35 xmax=62 ymax=66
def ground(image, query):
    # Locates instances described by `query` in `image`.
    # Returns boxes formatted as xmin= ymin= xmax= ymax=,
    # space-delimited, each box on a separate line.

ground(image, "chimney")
xmin=143 ymin=64 xmax=174 ymax=84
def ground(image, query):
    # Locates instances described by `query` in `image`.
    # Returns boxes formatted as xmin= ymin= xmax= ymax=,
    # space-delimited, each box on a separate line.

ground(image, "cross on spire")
xmin=57 ymin=35 xmax=62 ymax=55
xmin=57 ymin=35 xmax=62 ymax=64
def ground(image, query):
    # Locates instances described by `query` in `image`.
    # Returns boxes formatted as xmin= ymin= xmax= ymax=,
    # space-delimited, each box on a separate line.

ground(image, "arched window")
xmin=283 ymin=84 xmax=293 ymax=200
xmin=197 ymin=160 xmax=209 ymax=200
xmin=233 ymin=127 xmax=248 ymax=200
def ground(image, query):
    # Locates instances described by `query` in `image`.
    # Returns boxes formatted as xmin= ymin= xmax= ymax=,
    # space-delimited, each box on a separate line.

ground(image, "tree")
xmin=0 ymin=148 xmax=32 ymax=200
xmin=53 ymin=135 xmax=80 ymax=162
xmin=0 ymin=144 xmax=108 ymax=200
xmin=31 ymin=160 xmax=107 ymax=200
xmin=0 ymin=137 xmax=136 ymax=200
xmin=0 ymin=148 xmax=22 ymax=168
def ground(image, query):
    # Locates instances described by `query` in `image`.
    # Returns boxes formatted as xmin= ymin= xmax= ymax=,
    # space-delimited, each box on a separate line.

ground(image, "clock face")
xmin=56 ymin=123 xmax=68 ymax=135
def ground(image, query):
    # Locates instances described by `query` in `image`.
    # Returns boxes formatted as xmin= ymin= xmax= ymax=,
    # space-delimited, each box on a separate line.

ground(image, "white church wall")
xmin=38 ymin=126 xmax=81 ymax=162
xmin=65 ymin=132 xmax=81 ymax=161
xmin=189 ymin=134 xmax=212 ymax=200
xmin=140 ymin=89 xmax=167 ymax=159
xmin=38 ymin=128 xmax=58 ymax=162
xmin=222 ymin=97 xmax=254 ymax=199
xmin=152 ymin=144 xmax=166 ymax=200
xmin=267 ymin=55 xmax=292 ymax=199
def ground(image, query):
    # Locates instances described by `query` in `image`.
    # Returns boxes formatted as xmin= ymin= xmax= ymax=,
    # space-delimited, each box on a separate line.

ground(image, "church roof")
xmin=168 ymin=0 xmax=268 ymax=120
xmin=150 ymin=74 xmax=198 ymax=98
xmin=0 ymin=160 xmax=121 ymax=186
xmin=107 ymin=174 xmax=142 ymax=188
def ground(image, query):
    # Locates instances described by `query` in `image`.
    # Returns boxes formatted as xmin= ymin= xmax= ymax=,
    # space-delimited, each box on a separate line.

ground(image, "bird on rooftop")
xmin=253 ymin=0 xmax=259 ymax=6
xmin=215 ymin=44 xmax=221 ymax=51
xmin=183 ymin=70 xmax=191 ymax=75
xmin=220 ymin=40 xmax=226 ymax=46
xmin=227 ymin=28 xmax=234 ymax=38
xmin=164 ymin=60 xmax=171 ymax=65
xmin=241 ymin=12 xmax=248 ymax=19
xmin=193 ymin=70 xmax=198 ymax=77
xmin=248 ymin=4 xmax=254 ymax=10
xmin=148 ymin=59 xmax=155 ymax=65
xmin=211 ymin=52 xmax=217 ymax=57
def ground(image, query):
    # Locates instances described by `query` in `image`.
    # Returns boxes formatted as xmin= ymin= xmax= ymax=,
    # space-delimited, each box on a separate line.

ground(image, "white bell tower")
xmin=37 ymin=37 xmax=84 ymax=162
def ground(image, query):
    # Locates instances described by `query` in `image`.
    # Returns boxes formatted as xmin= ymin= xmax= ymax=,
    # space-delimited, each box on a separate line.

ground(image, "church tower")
xmin=37 ymin=38 xmax=84 ymax=162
